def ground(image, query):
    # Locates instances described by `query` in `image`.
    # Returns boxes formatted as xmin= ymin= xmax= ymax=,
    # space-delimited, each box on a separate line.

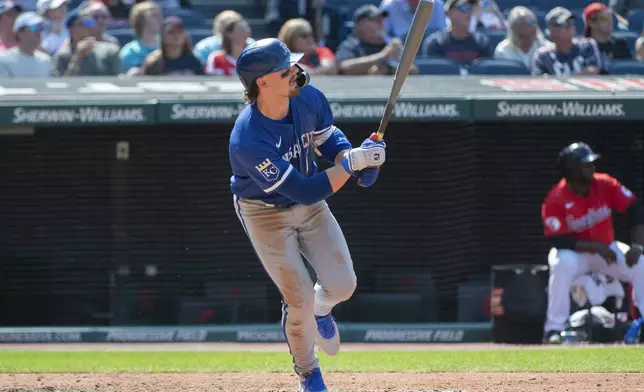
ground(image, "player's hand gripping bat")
xmin=369 ymin=0 xmax=434 ymax=142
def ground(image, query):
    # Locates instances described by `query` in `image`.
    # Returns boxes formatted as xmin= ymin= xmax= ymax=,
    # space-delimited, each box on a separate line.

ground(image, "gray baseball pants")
xmin=233 ymin=196 xmax=357 ymax=375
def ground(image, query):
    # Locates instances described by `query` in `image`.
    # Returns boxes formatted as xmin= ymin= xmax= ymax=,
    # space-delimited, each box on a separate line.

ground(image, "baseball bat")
xmin=370 ymin=0 xmax=434 ymax=142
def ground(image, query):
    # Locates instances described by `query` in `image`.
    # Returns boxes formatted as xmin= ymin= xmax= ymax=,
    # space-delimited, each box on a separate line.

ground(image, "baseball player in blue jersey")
xmin=229 ymin=38 xmax=386 ymax=392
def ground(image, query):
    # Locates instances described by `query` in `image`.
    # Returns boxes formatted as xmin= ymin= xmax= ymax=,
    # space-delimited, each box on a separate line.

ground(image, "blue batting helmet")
xmin=236 ymin=38 xmax=304 ymax=91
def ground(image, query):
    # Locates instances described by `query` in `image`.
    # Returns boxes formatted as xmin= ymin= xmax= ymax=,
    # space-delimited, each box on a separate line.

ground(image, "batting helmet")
xmin=557 ymin=142 xmax=601 ymax=174
xmin=236 ymin=38 xmax=305 ymax=91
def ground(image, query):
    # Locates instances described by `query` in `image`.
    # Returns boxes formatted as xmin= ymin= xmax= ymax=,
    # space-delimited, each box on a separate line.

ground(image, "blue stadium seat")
xmin=628 ymin=9 xmax=644 ymax=33
xmin=483 ymin=30 xmax=506 ymax=51
xmin=613 ymin=31 xmax=639 ymax=55
xmin=414 ymin=57 xmax=461 ymax=75
xmin=607 ymin=59 xmax=644 ymax=74
xmin=107 ymin=28 xmax=213 ymax=48
xmin=163 ymin=8 xmax=207 ymax=27
xmin=469 ymin=58 xmax=530 ymax=75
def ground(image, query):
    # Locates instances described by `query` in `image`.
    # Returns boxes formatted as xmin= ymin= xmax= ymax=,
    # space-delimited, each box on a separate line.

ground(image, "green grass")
xmin=0 ymin=348 xmax=643 ymax=373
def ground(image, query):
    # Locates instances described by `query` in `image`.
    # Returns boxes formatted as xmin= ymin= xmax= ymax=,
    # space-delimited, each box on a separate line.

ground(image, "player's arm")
xmin=605 ymin=175 xmax=644 ymax=263
xmin=541 ymin=202 xmax=612 ymax=256
xmin=234 ymin=142 xmax=384 ymax=205
xmin=310 ymin=89 xmax=353 ymax=164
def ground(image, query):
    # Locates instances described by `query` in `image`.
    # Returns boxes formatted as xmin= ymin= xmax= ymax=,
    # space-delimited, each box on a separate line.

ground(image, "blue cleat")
xmin=299 ymin=368 xmax=328 ymax=392
xmin=315 ymin=313 xmax=340 ymax=356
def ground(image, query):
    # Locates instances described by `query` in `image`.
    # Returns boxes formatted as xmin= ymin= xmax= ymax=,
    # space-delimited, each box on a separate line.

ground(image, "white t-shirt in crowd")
xmin=0 ymin=47 xmax=52 ymax=77
xmin=41 ymin=28 xmax=69 ymax=55
xmin=494 ymin=38 xmax=552 ymax=69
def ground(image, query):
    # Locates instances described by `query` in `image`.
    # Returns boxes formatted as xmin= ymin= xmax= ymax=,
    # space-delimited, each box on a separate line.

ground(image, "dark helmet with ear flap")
xmin=557 ymin=142 xmax=601 ymax=176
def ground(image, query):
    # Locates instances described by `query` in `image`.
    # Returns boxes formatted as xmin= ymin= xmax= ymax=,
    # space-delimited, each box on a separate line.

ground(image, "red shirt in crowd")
xmin=299 ymin=46 xmax=335 ymax=69
xmin=205 ymin=51 xmax=237 ymax=76
xmin=541 ymin=173 xmax=636 ymax=245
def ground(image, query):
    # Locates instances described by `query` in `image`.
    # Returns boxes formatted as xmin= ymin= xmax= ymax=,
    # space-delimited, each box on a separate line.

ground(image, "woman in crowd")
xmin=204 ymin=12 xmax=250 ymax=76
xmin=142 ymin=15 xmax=203 ymax=75
xmin=192 ymin=9 xmax=254 ymax=65
xmin=278 ymin=17 xmax=336 ymax=75
xmin=493 ymin=6 xmax=551 ymax=69
xmin=37 ymin=0 xmax=69 ymax=54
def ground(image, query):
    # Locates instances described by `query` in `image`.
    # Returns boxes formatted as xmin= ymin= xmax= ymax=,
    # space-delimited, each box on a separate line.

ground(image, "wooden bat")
xmin=370 ymin=0 xmax=434 ymax=142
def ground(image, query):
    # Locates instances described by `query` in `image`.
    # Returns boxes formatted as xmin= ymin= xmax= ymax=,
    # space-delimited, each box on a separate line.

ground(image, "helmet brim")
xmin=270 ymin=52 xmax=304 ymax=74
xmin=580 ymin=153 xmax=601 ymax=164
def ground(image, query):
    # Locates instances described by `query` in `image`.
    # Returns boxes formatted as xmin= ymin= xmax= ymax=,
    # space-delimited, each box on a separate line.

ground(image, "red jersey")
xmin=205 ymin=51 xmax=237 ymax=76
xmin=541 ymin=173 xmax=636 ymax=245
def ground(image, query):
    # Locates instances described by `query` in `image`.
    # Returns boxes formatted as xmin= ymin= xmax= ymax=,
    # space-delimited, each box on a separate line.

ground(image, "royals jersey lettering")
xmin=229 ymin=84 xmax=337 ymax=206
xmin=541 ymin=173 xmax=636 ymax=245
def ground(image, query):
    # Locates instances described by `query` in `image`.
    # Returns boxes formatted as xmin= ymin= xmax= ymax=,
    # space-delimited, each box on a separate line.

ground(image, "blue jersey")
xmin=531 ymin=39 xmax=601 ymax=76
xmin=229 ymin=84 xmax=338 ymax=207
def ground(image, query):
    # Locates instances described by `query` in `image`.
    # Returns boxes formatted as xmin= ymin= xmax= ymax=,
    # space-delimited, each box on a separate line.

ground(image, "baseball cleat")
xmin=544 ymin=330 xmax=562 ymax=345
xmin=299 ymin=368 xmax=328 ymax=392
xmin=315 ymin=313 xmax=340 ymax=356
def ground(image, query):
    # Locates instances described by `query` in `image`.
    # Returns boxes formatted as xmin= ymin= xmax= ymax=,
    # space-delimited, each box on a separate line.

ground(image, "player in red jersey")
xmin=541 ymin=142 xmax=644 ymax=344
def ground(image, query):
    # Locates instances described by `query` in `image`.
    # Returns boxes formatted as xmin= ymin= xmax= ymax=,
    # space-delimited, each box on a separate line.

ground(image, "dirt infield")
xmin=2 ymin=372 xmax=644 ymax=392
xmin=1 ymin=343 xmax=643 ymax=392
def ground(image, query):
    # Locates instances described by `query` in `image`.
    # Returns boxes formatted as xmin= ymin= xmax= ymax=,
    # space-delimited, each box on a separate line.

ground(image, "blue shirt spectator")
xmin=118 ymin=1 xmax=161 ymax=74
xmin=531 ymin=7 xmax=601 ymax=76
xmin=421 ymin=0 xmax=492 ymax=64
xmin=380 ymin=0 xmax=446 ymax=40
xmin=193 ymin=10 xmax=254 ymax=65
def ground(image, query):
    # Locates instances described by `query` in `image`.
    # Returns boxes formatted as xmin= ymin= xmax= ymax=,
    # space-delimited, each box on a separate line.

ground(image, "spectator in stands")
xmin=469 ymin=0 xmax=505 ymax=31
xmin=532 ymin=7 xmax=601 ymax=76
xmin=494 ymin=6 xmax=550 ymax=69
xmin=278 ymin=18 xmax=336 ymax=75
xmin=204 ymin=12 xmax=249 ymax=76
xmin=119 ymin=0 xmax=161 ymax=75
xmin=133 ymin=0 xmax=190 ymax=10
xmin=0 ymin=11 xmax=51 ymax=76
xmin=335 ymin=5 xmax=417 ymax=75
xmin=37 ymin=0 xmax=69 ymax=54
xmin=609 ymin=0 xmax=644 ymax=19
xmin=421 ymin=0 xmax=492 ymax=64
xmin=142 ymin=15 xmax=202 ymax=75
xmin=0 ymin=1 xmax=21 ymax=52
xmin=51 ymin=8 xmax=122 ymax=76
xmin=379 ymin=0 xmax=446 ymax=41
xmin=80 ymin=1 xmax=120 ymax=46
xmin=636 ymin=31 xmax=644 ymax=60
xmin=193 ymin=10 xmax=255 ymax=66
xmin=583 ymin=2 xmax=631 ymax=69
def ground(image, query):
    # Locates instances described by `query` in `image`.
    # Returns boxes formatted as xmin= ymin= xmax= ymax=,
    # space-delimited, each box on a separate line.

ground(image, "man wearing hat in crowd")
xmin=335 ymin=4 xmax=417 ymax=75
xmin=582 ymin=2 xmax=630 ymax=71
xmin=37 ymin=0 xmax=69 ymax=54
xmin=0 ymin=10 xmax=51 ymax=76
xmin=421 ymin=0 xmax=492 ymax=66
xmin=0 ymin=1 xmax=22 ymax=52
xmin=51 ymin=7 xmax=122 ymax=76
xmin=531 ymin=6 xmax=601 ymax=76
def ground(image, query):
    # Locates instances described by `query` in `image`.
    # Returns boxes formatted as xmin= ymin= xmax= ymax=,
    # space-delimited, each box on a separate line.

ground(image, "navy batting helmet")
xmin=557 ymin=142 xmax=601 ymax=175
xmin=236 ymin=38 xmax=304 ymax=91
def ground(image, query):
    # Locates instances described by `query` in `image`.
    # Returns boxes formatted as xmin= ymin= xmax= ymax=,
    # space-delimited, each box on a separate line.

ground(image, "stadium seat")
xmin=607 ymin=59 xmax=644 ymax=74
xmin=628 ymin=9 xmax=644 ymax=33
xmin=483 ymin=29 xmax=506 ymax=51
xmin=163 ymin=8 xmax=207 ymax=27
xmin=469 ymin=58 xmax=530 ymax=75
xmin=107 ymin=28 xmax=213 ymax=48
xmin=414 ymin=57 xmax=461 ymax=75
xmin=613 ymin=31 xmax=639 ymax=55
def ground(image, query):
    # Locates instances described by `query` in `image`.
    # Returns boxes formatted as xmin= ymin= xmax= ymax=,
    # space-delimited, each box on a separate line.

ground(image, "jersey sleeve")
xmin=581 ymin=39 xmax=601 ymax=68
xmin=311 ymin=87 xmax=335 ymax=147
xmin=600 ymin=175 xmax=636 ymax=213
xmin=541 ymin=197 xmax=569 ymax=237
xmin=233 ymin=144 xmax=295 ymax=194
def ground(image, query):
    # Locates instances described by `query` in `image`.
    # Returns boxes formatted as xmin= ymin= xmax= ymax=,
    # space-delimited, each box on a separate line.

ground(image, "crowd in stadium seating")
xmin=0 ymin=0 xmax=643 ymax=78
